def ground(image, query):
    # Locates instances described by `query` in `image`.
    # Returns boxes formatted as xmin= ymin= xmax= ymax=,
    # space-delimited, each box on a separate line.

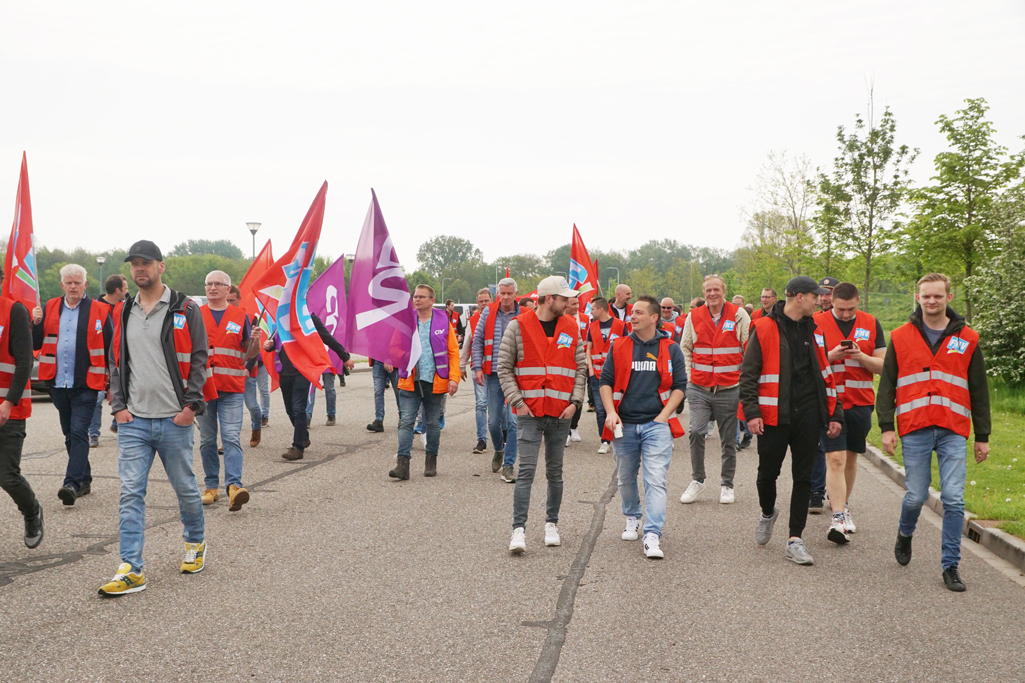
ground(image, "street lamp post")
xmin=605 ymin=267 xmax=620 ymax=295
xmin=441 ymin=277 xmax=452 ymax=303
xmin=247 ymin=222 xmax=261 ymax=259
xmin=96 ymin=256 xmax=106 ymax=295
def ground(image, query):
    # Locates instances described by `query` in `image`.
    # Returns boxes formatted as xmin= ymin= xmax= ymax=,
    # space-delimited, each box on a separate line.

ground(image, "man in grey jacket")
xmin=498 ymin=276 xmax=588 ymax=553
xmin=99 ymin=240 xmax=209 ymax=596
xmin=472 ymin=277 xmax=521 ymax=482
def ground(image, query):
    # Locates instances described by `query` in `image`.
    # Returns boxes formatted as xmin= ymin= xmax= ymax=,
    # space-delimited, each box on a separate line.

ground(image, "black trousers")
xmin=0 ymin=419 xmax=38 ymax=517
xmin=279 ymin=373 xmax=311 ymax=452
xmin=756 ymin=407 xmax=822 ymax=539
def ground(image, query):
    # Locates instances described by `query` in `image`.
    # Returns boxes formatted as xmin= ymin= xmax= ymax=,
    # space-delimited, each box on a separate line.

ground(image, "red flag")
xmin=505 ymin=266 xmax=510 ymax=278
xmin=568 ymin=224 xmax=600 ymax=314
xmin=3 ymin=153 xmax=40 ymax=310
xmin=238 ymin=239 xmax=279 ymax=391
xmin=252 ymin=182 xmax=333 ymax=387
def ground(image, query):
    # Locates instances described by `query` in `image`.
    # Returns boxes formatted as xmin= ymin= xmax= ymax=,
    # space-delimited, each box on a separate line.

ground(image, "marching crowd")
xmin=0 ymin=240 xmax=990 ymax=595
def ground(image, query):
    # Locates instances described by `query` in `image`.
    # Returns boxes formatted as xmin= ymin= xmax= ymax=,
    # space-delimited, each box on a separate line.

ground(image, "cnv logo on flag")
xmin=556 ymin=332 xmax=573 ymax=349
xmin=854 ymin=327 xmax=871 ymax=341
xmin=947 ymin=336 xmax=969 ymax=354
xmin=173 ymin=313 xmax=186 ymax=330
xmin=722 ymin=320 xmax=736 ymax=332
xmin=226 ymin=321 xmax=242 ymax=334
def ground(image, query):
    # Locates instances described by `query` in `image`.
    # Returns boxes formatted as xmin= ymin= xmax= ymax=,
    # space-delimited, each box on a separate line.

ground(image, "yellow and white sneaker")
xmin=180 ymin=541 xmax=206 ymax=574
xmin=97 ymin=562 xmax=147 ymax=596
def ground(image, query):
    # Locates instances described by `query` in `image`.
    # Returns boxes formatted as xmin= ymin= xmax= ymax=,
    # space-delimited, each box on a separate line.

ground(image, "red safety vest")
xmin=751 ymin=308 xmax=768 ymax=321
xmin=37 ymin=297 xmax=108 ymax=390
xmin=513 ymin=309 xmax=579 ymax=417
xmin=611 ymin=302 xmax=633 ymax=332
xmin=112 ymin=300 xmax=206 ymax=399
xmin=482 ymin=302 xmax=518 ymax=375
xmin=751 ymin=316 xmax=837 ymax=426
xmin=576 ymin=313 xmax=589 ymax=338
xmin=450 ymin=309 xmax=460 ymax=329
xmin=601 ymin=336 xmax=684 ymax=440
xmin=201 ymin=304 xmax=248 ymax=395
xmin=891 ymin=322 xmax=977 ymax=439
xmin=0 ymin=297 xmax=31 ymax=419
xmin=468 ymin=310 xmax=482 ymax=342
xmin=587 ymin=317 xmax=626 ymax=378
xmin=814 ymin=309 xmax=879 ymax=408
xmin=689 ymin=301 xmax=744 ymax=387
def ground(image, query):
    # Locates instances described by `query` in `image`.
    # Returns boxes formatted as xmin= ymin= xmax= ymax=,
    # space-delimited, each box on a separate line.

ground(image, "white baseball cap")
xmin=536 ymin=275 xmax=580 ymax=298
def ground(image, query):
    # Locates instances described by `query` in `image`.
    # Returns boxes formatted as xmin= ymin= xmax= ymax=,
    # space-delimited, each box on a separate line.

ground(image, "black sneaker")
xmin=739 ymin=435 xmax=752 ymax=450
xmin=491 ymin=450 xmax=504 ymax=473
xmin=366 ymin=420 xmax=384 ymax=433
xmin=942 ymin=566 xmax=966 ymax=592
xmin=894 ymin=532 xmax=913 ymax=566
xmin=808 ymin=495 xmax=824 ymax=515
xmin=472 ymin=439 xmax=487 ymax=454
xmin=326 ymin=416 xmax=336 ymax=426
xmin=79 ymin=481 xmax=92 ymax=497
xmin=57 ymin=486 xmax=78 ymax=507
xmin=24 ymin=504 xmax=43 ymax=549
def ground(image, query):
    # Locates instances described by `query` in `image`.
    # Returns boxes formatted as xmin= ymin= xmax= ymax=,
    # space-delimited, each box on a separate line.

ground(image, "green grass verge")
xmin=867 ymin=407 xmax=1025 ymax=540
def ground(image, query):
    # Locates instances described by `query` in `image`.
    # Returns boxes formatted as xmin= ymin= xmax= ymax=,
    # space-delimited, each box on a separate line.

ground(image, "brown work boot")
xmin=282 ymin=447 xmax=304 ymax=461
xmin=201 ymin=488 xmax=219 ymax=505
xmin=250 ymin=429 xmax=261 ymax=447
xmin=388 ymin=457 xmax=410 ymax=480
xmin=424 ymin=454 xmax=437 ymax=477
xmin=227 ymin=484 xmax=250 ymax=511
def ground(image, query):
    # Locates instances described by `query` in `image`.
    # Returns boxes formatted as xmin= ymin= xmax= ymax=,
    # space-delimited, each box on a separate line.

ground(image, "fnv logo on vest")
xmin=814 ymin=333 xmax=825 ymax=347
xmin=94 ymin=319 xmax=102 ymax=333
xmin=556 ymin=332 xmax=573 ymax=349
xmin=226 ymin=321 xmax=242 ymax=334
xmin=173 ymin=313 xmax=186 ymax=330
xmin=947 ymin=336 xmax=969 ymax=354
xmin=854 ymin=327 xmax=871 ymax=341
xmin=722 ymin=320 xmax=736 ymax=332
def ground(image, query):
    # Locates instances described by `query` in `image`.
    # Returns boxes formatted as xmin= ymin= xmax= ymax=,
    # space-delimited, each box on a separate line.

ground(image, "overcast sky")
xmin=2 ymin=1 xmax=1023 ymax=272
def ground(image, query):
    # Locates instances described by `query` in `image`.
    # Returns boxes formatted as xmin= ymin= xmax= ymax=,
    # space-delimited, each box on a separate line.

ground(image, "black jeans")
xmin=51 ymin=387 xmax=98 ymax=490
xmin=279 ymin=373 xmax=311 ymax=452
xmin=0 ymin=419 xmax=38 ymax=516
xmin=756 ymin=408 xmax=822 ymax=538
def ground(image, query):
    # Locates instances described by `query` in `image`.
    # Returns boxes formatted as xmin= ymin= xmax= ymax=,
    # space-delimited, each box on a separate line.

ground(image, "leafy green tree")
xmin=168 ymin=239 xmax=244 ymax=260
xmin=416 ymin=236 xmax=483 ymax=277
xmin=907 ymin=98 xmax=1024 ymax=321
xmin=162 ymin=255 xmax=247 ymax=295
xmin=818 ymin=99 xmax=918 ymax=307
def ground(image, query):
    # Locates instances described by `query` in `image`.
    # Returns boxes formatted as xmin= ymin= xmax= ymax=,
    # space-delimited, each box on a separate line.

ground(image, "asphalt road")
xmin=1 ymin=373 xmax=1023 ymax=682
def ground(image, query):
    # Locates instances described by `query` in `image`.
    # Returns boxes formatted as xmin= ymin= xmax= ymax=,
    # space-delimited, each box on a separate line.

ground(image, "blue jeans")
xmin=257 ymin=365 xmax=271 ymax=420
xmin=899 ymin=427 xmax=968 ymax=569
xmin=616 ymin=421 xmax=674 ymax=537
xmin=117 ymin=416 xmax=204 ymax=572
xmin=198 ymin=392 xmax=245 ymax=490
xmin=244 ymin=377 xmax=263 ymax=430
xmin=473 ymin=375 xmax=488 ymax=442
xmin=51 ymin=387 xmax=98 ymax=490
xmin=590 ymin=375 xmax=609 ymax=443
xmin=307 ymin=372 xmax=337 ymax=422
xmin=397 ymin=382 xmax=444 ymax=458
xmin=373 ymin=363 xmax=400 ymax=422
xmin=89 ymin=390 xmax=117 ymax=438
xmin=485 ymin=373 xmax=517 ymax=467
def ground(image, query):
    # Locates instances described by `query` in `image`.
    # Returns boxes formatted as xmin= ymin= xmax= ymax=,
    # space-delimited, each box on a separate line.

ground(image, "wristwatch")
xmin=186 ymin=401 xmax=203 ymax=412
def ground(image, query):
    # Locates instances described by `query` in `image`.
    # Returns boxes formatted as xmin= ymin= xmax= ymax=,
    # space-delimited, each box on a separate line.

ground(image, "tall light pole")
xmin=247 ymin=222 xmax=261 ymax=259
xmin=605 ymin=267 xmax=620 ymax=294
xmin=96 ymin=255 xmax=106 ymax=296
xmin=441 ymin=277 xmax=452 ymax=303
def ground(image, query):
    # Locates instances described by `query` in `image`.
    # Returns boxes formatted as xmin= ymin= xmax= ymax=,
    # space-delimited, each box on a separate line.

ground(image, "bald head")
xmin=614 ymin=284 xmax=632 ymax=307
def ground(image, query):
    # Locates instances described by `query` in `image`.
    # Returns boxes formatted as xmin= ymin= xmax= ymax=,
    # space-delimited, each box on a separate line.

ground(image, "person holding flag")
xmin=585 ymin=297 xmax=625 ymax=454
xmin=388 ymin=285 xmax=460 ymax=480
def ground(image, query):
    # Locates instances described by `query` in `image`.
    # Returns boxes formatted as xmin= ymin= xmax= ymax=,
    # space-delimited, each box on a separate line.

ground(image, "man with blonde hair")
xmin=33 ymin=264 xmax=113 ymax=506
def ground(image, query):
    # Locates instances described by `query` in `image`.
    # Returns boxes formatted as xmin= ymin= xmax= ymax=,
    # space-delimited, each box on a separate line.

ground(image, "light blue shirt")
xmin=54 ymin=297 xmax=81 ymax=388
xmin=416 ymin=316 xmax=437 ymax=382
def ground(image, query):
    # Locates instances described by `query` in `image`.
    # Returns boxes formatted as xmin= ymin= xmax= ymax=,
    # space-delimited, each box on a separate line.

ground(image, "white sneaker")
xmin=844 ymin=504 xmax=856 ymax=533
xmin=720 ymin=486 xmax=735 ymax=504
xmin=570 ymin=429 xmax=581 ymax=442
xmin=509 ymin=527 xmax=526 ymax=554
xmin=544 ymin=522 xmax=561 ymax=547
xmin=566 ymin=435 xmax=572 ymax=447
xmin=828 ymin=516 xmax=851 ymax=545
xmin=597 ymin=442 xmax=610 ymax=454
xmin=643 ymin=533 xmax=664 ymax=559
xmin=622 ymin=516 xmax=641 ymax=541
xmin=679 ymin=480 xmax=706 ymax=504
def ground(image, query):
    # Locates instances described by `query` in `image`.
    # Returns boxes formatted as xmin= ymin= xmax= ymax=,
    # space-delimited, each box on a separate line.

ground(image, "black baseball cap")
xmin=124 ymin=240 xmax=163 ymax=262
xmin=819 ymin=276 xmax=840 ymax=289
xmin=786 ymin=276 xmax=830 ymax=296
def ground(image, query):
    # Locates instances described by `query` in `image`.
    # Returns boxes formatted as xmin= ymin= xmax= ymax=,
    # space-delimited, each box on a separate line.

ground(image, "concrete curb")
xmin=862 ymin=443 xmax=1025 ymax=574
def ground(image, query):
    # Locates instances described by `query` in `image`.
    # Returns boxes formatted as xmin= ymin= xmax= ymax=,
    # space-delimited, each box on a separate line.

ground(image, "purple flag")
xmin=345 ymin=189 xmax=419 ymax=372
xmin=308 ymin=256 xmax=349 ymax=374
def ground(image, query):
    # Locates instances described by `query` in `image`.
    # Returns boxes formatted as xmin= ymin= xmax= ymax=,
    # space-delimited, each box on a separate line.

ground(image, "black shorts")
xmin=821 ymin=404 xmax=873 ymax=453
